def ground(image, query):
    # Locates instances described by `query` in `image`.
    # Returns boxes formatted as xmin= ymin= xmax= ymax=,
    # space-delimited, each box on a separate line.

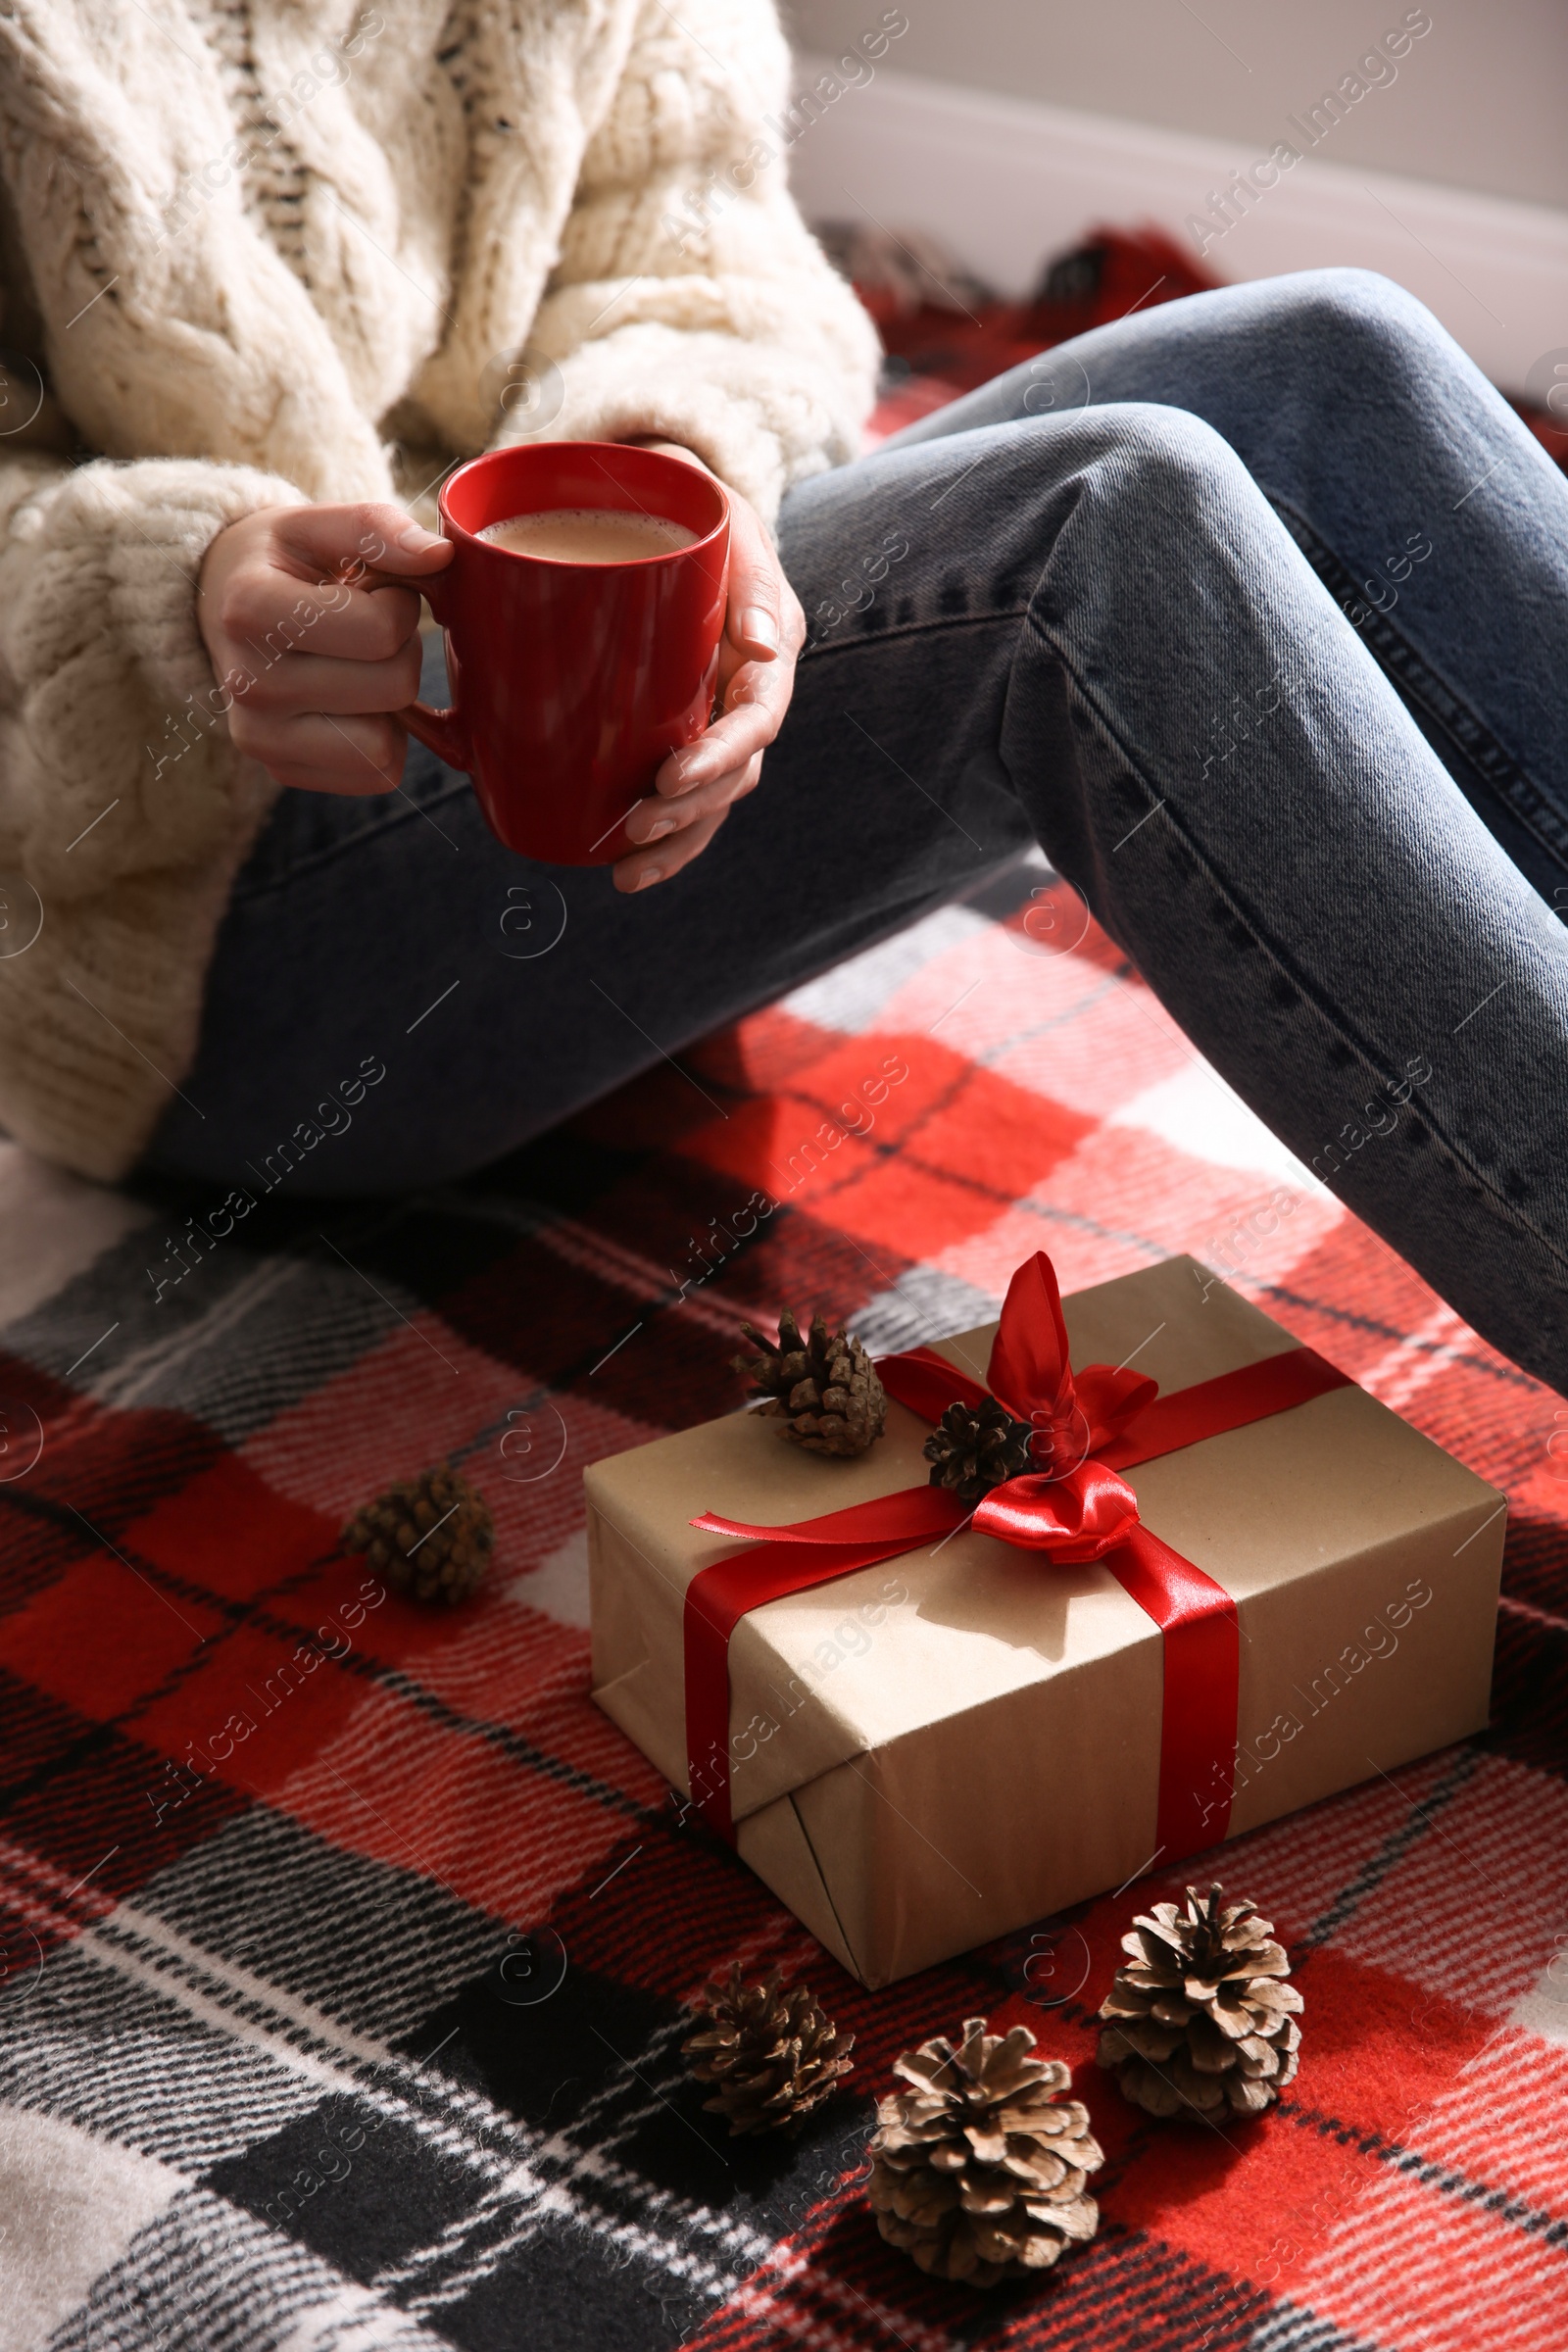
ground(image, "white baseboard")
xmin=787 ymin=59 xmax=1568 ymax=395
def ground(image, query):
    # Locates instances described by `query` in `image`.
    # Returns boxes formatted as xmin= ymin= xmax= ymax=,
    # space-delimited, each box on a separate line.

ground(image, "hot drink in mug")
xmin=477 ymin=508 xmax=698 ymax=564
xmin=400 ymin=443 xmax=730 ymax=864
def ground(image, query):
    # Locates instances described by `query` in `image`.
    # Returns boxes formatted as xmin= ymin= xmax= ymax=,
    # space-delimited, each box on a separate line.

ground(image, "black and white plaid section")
xmin=6 ymin=1809 xmax=882 ymax=2352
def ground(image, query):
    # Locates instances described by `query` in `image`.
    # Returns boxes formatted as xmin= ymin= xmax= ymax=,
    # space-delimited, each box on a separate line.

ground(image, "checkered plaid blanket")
xmin=2 ymin=860 xmax=1564 ymax=2352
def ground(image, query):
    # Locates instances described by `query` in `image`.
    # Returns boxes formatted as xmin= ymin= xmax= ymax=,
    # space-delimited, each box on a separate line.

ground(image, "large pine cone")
xmin=733 ymin=1308 xmax=887 ymax=1458
xmin=342 ymin=1466 xmax=494 ymax=1604
xmin=1097 ymin=1883 xmax=1302 ymax=2118
xmin=868 ymin=2017 xmax=1102 ymax=2287
xmin=682 ymin=1964 xmax=855 ymax=2135
xmin=924 ymin=1396 xmax=1034 ymax=1502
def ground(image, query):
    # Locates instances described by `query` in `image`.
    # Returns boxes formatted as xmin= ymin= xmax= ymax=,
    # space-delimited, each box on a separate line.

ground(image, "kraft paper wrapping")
xmin=585 ymin=1257 xmax=1504 ymax=1988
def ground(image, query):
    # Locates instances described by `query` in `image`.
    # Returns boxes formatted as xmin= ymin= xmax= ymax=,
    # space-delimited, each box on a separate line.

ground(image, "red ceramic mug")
xmin=400 ymin=442 xmax=731 ymax=864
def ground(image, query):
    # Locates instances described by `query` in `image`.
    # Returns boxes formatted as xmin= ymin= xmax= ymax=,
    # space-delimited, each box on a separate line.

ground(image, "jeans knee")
xmin=1099 ymin=402 xmax=1247 ymax=514
xmin=1274 ymin=266 xmax=1449 ymax=379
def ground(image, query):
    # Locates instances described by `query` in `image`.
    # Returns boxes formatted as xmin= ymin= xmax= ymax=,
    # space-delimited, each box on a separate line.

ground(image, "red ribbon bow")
xmin=872 ymin=1250 xmax=1156 ymax=1560
xmin=683 ymin=1251 xmax=1350 ymax=1858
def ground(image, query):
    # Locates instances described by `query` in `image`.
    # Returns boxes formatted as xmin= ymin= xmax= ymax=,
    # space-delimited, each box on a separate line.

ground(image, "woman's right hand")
xmin=197 ymin=502 xmax=454 ymax=794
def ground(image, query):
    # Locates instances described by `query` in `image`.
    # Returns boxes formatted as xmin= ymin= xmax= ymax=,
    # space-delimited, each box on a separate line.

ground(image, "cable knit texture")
xmin=0 ymin=0 xmax=879 ymax=1178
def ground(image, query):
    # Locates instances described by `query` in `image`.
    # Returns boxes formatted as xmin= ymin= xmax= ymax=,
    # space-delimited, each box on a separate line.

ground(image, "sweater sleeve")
xmin=497 ymin=0 xmax=881 ymax=522
xmin=0 ymin=451 xmax=305 ymax=1179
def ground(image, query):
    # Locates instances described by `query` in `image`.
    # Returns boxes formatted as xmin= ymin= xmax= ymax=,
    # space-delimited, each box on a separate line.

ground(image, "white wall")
xmin=782 ymin=0 xmax=1568 ymax=212
xmin=779 ymin=5 xmax=1568 ymax=396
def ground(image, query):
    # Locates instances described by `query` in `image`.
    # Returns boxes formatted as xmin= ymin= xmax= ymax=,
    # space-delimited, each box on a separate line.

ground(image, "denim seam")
xmin=229 ymin=779 xmax=474 ymax=902
xmin=1023 ymin=604 xmax=1568 ymax=1282
xmin=1266 ymin=493 xmax=1568 ymax=875
xmin=798 ymin=607 xmax=1031 ymax=666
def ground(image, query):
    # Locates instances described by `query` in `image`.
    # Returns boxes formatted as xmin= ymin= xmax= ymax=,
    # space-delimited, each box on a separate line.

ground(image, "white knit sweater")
xmin=0 ymin=0 xmax=879 ymax=1179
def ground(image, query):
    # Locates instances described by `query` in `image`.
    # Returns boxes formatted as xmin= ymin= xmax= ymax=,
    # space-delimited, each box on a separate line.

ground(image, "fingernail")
xmin=397 ymin=523 xmax=444 ymax=552
xmin=634 ymin=865 xmax=663 ymax=890
xmin=641 ymin=816 xmax=676 ymax=842
xmin=672 ymin=759 xmax=713 ymax=794
xmin=741 ymin=607 xmax=778 ymax=650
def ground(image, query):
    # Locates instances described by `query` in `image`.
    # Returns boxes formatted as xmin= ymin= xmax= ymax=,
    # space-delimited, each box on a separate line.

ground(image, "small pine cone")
xmin=868 ymin=2016 xmax=1102 ymax=2288
xmin=1097 ymin=1883 xmax=1303 ymax=2120
xmin=342 ymin=1466 xmax=494 ymax=1605
xmin=683 ymin=1964 xmax=855 ymax=2135
xmin=732 ymin=1308 xmax=887 ymax=1458
xmin=924 ymin=1396 xmax=1035 ymax=1502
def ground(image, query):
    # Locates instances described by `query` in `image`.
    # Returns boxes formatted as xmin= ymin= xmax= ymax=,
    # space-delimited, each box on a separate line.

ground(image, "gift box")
xmin=586 ymin=1253 xmax=1504 ymax=1989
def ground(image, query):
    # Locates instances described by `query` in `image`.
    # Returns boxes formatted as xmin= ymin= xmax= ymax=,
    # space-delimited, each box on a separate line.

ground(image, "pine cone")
xmin=1097 ymin=1883 xmax=1302 ymax=2119
xmin=682 ymin=1964 xmax=855 ymax=2135
xmin=733 ymin=1308 xmax=887 ymax=1458
xmin=923 ymin=1396 xmax=1034 ymax=1502
xmin=868 ymin=2017 xmax=1102 ymax=2287
xmin=342 ymin=1466 xmax=494 ymax=1605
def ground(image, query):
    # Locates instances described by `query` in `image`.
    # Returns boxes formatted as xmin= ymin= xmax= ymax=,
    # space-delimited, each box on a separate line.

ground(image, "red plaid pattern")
xmin=1 ymin=873 xmax=1563 ymax=2351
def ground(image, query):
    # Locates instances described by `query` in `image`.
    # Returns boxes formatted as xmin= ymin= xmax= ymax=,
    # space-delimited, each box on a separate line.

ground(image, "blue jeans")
xmin=146 ymin=270 xmax=1568 ymax=1396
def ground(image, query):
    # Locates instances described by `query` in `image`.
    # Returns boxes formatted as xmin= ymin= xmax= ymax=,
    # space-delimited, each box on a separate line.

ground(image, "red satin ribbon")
xmin=684 ymin=1251 xmax=1351 ymax=1856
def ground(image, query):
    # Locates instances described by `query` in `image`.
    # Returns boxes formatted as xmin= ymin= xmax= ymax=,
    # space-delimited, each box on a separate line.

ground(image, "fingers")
xmin=724 ymin=494 xmax=800 ymax=663
xmin=197 ymin=503 xmax=445 ymax=798
xmin=270 ymin=501 xmax=454 ymax=584
xmin=232 ymin=640 xmax=423 ymax=717
xmin=629 ymin=745 xmax=761 ymax=850
xmin=612 ymin=804 xmax=731 ymax=894
xmin=619 ymin=496 xmax=800 ymax=886
xmin=229 ymin=708 xmax=408 ymax=794
xmin=730 ymin=571 xmax=780 ymax=663
xmin=654 ymin=637 xmax=794 ymax=803
xmin=660 ymin=684 xmax=776 ymax=798
xmin=210 ymin=559 xmax=423 ymax=666
xmin=226 ymin=580 xmax=420 ymax=667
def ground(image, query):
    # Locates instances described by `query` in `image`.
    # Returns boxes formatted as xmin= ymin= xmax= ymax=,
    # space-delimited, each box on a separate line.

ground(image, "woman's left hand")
xmin=612 ymin=441 xmax=803 ymax=894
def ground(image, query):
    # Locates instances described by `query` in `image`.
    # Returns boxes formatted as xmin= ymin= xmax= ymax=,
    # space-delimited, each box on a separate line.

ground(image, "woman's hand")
xmin=197 ymin=502 xmax=453 ymax=794
xmin=612 ymin=443 xmax=804 ymax=894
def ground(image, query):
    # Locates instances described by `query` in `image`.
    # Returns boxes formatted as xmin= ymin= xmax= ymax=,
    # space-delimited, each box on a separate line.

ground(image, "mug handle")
xmin=398 ymin=562 xmax=472 ymax=771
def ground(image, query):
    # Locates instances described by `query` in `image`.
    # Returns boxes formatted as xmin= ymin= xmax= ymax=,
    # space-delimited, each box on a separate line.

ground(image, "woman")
xmin=1 ymin=0 xmax=1565 ymax=1397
